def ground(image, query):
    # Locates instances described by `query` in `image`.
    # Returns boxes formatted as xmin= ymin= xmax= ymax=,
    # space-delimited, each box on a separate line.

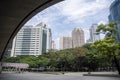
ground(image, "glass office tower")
xmin=109 ymin=0 xmax=120 ymax=41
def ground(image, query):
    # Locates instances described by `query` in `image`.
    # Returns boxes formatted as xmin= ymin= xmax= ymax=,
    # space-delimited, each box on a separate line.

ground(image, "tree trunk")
xmin=113 ymin=55 xmax=120 ymax=75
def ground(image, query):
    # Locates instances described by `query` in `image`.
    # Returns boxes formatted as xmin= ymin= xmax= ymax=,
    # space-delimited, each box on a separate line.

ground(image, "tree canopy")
xmin=91 ymin=22 xmax=120 ymax=74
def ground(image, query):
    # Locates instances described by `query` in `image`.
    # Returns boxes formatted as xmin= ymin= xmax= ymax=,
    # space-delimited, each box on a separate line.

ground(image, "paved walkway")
xmin=64 ymin=72 xmax=119 ymax=76
xmin=0 ymin=72 xmax=120 ymax=80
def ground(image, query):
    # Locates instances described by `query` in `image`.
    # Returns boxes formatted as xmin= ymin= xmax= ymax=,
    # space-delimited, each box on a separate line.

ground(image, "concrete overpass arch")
xmin=0 ymin=0 xmax=63 ymax=61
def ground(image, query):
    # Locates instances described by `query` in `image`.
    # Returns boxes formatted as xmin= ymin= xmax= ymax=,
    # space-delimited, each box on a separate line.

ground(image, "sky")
xmin=25 ymin=0 xmax=114 ymax=49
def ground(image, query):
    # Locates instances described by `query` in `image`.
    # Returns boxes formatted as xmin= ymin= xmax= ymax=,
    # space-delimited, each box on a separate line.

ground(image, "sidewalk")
xmin=83 ymin=72 xmax=120 ymax=77
xmin=64 ymin=72 xmax=120 ymax=77
xmin=2 ymin=71 xmax=120 ymax=77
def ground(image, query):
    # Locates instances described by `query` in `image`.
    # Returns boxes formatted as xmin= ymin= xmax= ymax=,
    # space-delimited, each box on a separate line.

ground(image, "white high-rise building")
xmin=11 ymin=23 xmax=52 ymax=57
xmin=72 ymin=27 xmax=85 ymax=48
xmin=59 ymin=36 xmax=72 ymax=50
xmin=89 ymin=24 xmax=100 ymax=43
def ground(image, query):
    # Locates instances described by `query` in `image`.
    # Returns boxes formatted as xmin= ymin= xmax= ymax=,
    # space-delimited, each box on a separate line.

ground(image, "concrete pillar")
xmin=0 ymin=63 xmax=2 ymax=74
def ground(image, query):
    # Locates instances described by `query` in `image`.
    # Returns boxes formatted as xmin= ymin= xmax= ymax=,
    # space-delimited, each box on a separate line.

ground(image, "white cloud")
xmin=98 ymin=20 xmax=107 ymax=25
xmin=25 ymin=0 xmax=113 ymax=49
xmin=26 ymin=0 xmax=112 ymax=26
xmin=56 ymin=0 xmax=111 ymax=23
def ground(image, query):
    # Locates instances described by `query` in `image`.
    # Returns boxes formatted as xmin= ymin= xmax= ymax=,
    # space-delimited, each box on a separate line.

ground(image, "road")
xmin=0 ymin=72 xmax=119 ymax=80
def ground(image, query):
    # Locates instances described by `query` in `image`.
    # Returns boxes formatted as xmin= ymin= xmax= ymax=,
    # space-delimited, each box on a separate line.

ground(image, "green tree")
xmin=82 ymin=43 xmax=92 ymax=50
xmin=46 ymin=51 xmax=60 ymax=71
xmin=19 ymin=56 xmax=38 ymax=68
xmin=70 ymin=47 xmax=88 ymax=71
xmin=73 ymin=47 xmax=88 ymax=57
xmin=85 ymin=53 xmax=99 ymax=71
xmin=58 ymin=49 xmax=74 ymax=71
xmin=37 ymin=55 xmax=50 ymax=67
xmin=3 ymin=57 xmax=19 ymax=63
xmin=91 ymin=22 xmax=120 ymax=74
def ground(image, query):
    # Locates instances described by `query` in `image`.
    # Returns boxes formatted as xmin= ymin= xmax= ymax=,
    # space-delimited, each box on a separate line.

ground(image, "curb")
xmin=83 ymin=74 xmax=120 ymax=77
